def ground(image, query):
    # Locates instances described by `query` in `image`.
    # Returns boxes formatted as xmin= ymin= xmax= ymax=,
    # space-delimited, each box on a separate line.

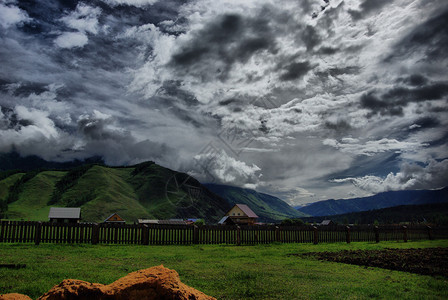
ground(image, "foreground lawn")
xmin=0 ymin=240 xmax=447 ymax=299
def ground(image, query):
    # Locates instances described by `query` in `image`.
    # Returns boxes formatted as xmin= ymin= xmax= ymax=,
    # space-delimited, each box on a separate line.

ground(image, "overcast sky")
xmin=1 ymin=0 xmax=447 ymax=206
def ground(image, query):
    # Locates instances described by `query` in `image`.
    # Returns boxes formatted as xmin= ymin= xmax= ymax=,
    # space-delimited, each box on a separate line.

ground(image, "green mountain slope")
xmin=57 ymin=165 xmax=152 ymax=222
xmin=0 ymin=173 xmax=25 ymax=202
xmin=128 ymin=162 xmax=230 ymax=222
xmin=0 ymin=162 xmax=231 ymax=223
xmin=0 ymin=172 xmax=25 ymax=218
xmin=7 ymin=171 xmax=66 ymax=220
xmin=204 ymin=183 xmax=309 ymax=223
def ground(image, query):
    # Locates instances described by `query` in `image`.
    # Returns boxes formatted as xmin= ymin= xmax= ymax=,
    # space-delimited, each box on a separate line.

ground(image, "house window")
xmin=238 ymin=213 xmax=240 ymax=216
xmin=232 ymin=213 xmax=235 ymax=216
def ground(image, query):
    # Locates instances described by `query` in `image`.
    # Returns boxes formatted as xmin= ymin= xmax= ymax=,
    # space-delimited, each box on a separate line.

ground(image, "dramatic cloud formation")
xmin=0 ymin=2 xmax=30 ymax=28
xmin=1 ymin=0 xmax=447 ymax=205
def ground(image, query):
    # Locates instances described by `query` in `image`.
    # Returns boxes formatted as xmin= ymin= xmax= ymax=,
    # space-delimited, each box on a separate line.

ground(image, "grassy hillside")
xmin=58 ymin=166 xmax=153 ymax=222
xmin=0 ymin=162 xmax=231 ymax=223
xmin=128 ymin=162 xmax=230 ymax=222
xmin=204 ymin=183 xmax=308 ymax=223
xmin=7 ymin=171 xmax=66 ymax=220
xmin=0 ymin=172 xmax=25 ymax=218
xmin=0 ymin=172 xmax=24 ymax=202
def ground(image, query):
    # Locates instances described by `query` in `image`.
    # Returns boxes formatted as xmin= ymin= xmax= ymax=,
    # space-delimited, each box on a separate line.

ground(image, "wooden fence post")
xmin=427 ymin=226 xmax=433 ymax=240
xmin=313 ymin=226 xmax=318 ymax=245
xmin=374 ymin=226 xmax=380 ymax=243
xmin=275 ymin=226 xmax=280 ymax=242
xmin=346 ymin=226 xmax=351 ymax=244
xmin=34 ymin=222 xmax=42 ymax=245
xmin=236 ymin=226 xmax=241 ymax=246
xmin=193 ymin=225 xmax=199 ymax=244
xmin=141 ymin=225 xmax=149 ymax=245
xmin=0 ymin=221 xmax=5 ymax=243
xmin=403 ymin=226 xmax=408 ymax=243
xmin=91 ymin=223 xmax=99 ymax=245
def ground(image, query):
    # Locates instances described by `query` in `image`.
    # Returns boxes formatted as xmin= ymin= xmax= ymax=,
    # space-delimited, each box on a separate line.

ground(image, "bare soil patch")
xmin=297 ymin=247 xmax=448 ymax=277
xmin=0 ymin=265 xmax=215 ymax=300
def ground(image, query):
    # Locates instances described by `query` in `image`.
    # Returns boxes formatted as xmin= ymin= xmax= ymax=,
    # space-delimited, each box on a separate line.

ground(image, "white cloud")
xmin=60 ymin=3 xmax=102 ymax=34
xmin=54 ymin=3 xmax=102 ymax=48
xmin=333 ymin=159 xmax=448 ymax=194
xmin=0 ymin=106 xmax=71 ymax=160
xmin=0 ymin=3 xmax=30 ymax=28
xmin=54 ymin=32 xmax=88 ymax=48
xmin=323 ymin=138 xmax=429 ymax=156
xmin=192 ymin=149 xmax=262 ymax=187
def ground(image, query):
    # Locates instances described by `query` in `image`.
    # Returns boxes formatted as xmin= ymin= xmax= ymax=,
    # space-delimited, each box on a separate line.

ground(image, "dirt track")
xmin=297 ymin=247 xmax=448 ymax=277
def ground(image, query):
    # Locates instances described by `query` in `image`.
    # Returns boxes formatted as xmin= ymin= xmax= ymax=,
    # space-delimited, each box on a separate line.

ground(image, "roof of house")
xmin=138 ymin=219 xmax=159 ymax=224
xmin=234 ymin=204 xmax=258 ymax=218
xmin=218 ymin=216 xmax=229 ymax=224
xmin=218 ymin=216 xmax=236 ymax=225
xmin=48 ymin=207 xmax=81 ymax=219
xmin=137 ymin=219 xmax=188 ymax=225
xmin=104 ymin=213 xmax=125 ymax=223
xmin=158 ymin=220 xmax=187 ymax=225
xmin=321 ymin=220 xmax=333 ymax=225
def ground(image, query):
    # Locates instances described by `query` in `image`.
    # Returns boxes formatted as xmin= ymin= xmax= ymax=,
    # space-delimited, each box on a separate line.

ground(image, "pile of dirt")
xmin=0 ymin=265 xmax=216 ymax=300
xmin=0 ymin=294 xmax=32 ymax=300
xmin=298 ymin=247 xmax=448 ymax=277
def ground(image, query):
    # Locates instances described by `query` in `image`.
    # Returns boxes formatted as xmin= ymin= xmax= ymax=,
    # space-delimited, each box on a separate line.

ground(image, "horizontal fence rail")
xmin=0 ymin=221 xmax=447 ymax=246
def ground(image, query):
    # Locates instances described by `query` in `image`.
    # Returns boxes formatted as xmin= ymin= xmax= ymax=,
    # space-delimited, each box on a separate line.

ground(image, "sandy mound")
xmin=0 ymin=293 xmax=32 ymax=300
xmin=1 ymin=266 xmax=215 ymax=300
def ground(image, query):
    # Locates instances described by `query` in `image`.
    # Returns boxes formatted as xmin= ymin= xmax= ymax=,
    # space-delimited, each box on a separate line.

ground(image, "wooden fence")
xmin=0 ymin=221 xmax=447 ymax=246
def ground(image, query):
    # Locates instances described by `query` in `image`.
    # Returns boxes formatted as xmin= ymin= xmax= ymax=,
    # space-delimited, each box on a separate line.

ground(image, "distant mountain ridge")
xmin=300 ymin=202 xmax=448 ymax=225
xmin=297 ymin=187 xmax=448 ymax=217
xmin=204 ymin=183 xmax=308 ymax=223
xmin=0 ymin=151 xmax=104 ymax=171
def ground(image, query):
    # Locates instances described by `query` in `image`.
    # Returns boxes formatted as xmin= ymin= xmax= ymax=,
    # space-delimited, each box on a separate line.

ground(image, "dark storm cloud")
xmin=76 ymin=112 xmax=177 ymax=165
xmin=324 ymin=119 xmax=352 ymax=133
xmin=16 ymin=0 xmax=75 ymax=36
xmin=170 ymin=13 xmax=277 ymax=81
xmin=348 ymin=0 xmax=391 ymax=20
xmin=156 ymin=80 xmax=200 ymax=106
xmin=316 ymin=66 xmax=361 ymax=83
xmin=398 ymin=74 xmax=429 ymax=87
xmin=317 ymin=46 xmax=339 ymax=55
xmin=17 ymin=0 xmax=183 ymax=35
xmin=279 ymin=61 xmax=313 ymax=81
xmin=411 ymin=116 xmax=441 ymax=130
xmin=360 ymin=81 xmax=448 ymax=116
xmin=386 ymin=8 xmax=448 ymax=61
xmin=78 ymin=114 xmax=119 ymax=141
xmin=0 ymin=106 xmax=33 ymax=130
xmin=301 ymin=25 xmax=321 ymax=51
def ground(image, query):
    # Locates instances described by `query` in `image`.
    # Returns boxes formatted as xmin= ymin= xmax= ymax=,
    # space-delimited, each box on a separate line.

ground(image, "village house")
xmin=320 ymin=220 xmax=335 ymax=226
xmin=138 ymin=219 xmax=188 ymax=225
xmin=220 ymin=204 xmax=258 ymax=226
xmin=103 ymin=213 xmax=126 ymax=223
xmin=48 ymin=207 xmax=81 ymax=223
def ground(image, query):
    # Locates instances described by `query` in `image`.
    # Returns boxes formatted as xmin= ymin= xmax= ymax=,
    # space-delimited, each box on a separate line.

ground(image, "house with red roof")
xmin=222 ymin=204 xmax=258 ymax=225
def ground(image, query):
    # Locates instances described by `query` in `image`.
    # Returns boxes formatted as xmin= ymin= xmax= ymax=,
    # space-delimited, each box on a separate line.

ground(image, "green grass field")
xmin=1 ymin=240 xmax=447 ymax=299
